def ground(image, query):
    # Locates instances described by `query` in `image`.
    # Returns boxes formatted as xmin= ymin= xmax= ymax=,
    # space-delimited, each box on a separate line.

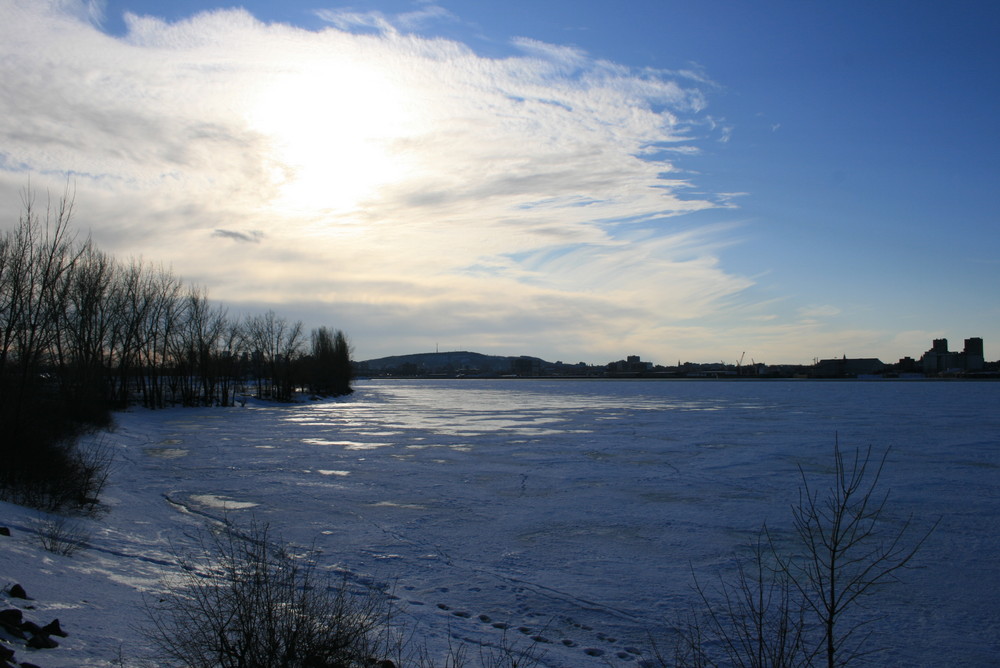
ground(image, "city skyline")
xmin=361 ymin=333 xmax=992 ymax=372
xmin=1 ymin=1 xmax=998 ymax=365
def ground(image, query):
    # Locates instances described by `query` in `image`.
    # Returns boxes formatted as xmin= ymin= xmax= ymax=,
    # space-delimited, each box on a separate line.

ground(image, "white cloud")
xmin=50 ymin=0 xmax=105 ymax=26
xmin=0 ymin=0 xmax=759 ymax=362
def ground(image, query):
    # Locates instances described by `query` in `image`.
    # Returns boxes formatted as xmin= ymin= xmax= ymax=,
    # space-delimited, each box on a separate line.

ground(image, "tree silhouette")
xmin=308 ymin=326 xmax=353 ymax=396
xmin=670 ymin=442 xmax=936 ymax=668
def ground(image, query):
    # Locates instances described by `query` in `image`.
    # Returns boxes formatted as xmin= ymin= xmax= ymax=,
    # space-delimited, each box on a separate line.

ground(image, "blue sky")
xmin=2 ymin=0 xmax=998 ymax=365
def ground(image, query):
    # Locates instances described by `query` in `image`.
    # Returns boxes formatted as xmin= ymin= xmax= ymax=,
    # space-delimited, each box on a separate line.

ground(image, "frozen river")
xmin=96 ymin=378 xmax=1000 ymax=666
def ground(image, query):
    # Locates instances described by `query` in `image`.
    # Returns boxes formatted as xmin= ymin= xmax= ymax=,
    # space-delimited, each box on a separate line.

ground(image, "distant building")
xmin=607 ymin=355 xmax=653 ymax=374
xmin=812 ymin=356 xmax=885 ymax=377
xmin=511 ymin=356 xmax=542 ymax=377
xmin=920 ymin=337 xmax=984 ymax=373
xmin=964 ymin=337 xmax=985 ymax=370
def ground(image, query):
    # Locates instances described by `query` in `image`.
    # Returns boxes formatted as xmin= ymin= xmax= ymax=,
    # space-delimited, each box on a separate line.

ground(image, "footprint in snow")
xmin=417 ymin=596 xmax=636 ymax=662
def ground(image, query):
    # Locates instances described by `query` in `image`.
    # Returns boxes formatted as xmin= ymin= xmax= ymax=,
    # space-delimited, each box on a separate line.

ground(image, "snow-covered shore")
xmin=2 ymin=379 xmax=999 ymax=666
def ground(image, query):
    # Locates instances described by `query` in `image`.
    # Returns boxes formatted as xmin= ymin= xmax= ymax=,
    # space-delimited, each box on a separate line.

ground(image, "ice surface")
xmin=2 ymin=379 xmax=998 ymax=666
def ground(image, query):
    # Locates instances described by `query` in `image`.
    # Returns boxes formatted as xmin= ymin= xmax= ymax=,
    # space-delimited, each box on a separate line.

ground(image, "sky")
xmin=1 ymin=0 xmax=998 ymax=365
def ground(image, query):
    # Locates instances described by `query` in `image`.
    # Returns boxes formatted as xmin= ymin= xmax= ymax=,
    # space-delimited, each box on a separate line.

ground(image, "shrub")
xmin=143 ymin=519 xmax=395 ymax=668
xmin=35 ymin=515 xmax=91 ymax=556
xmin=0 ymin=429 xmax=114 ymax=513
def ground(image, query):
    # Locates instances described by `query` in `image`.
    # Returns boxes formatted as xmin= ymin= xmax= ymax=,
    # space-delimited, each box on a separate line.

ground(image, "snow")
xmin=2 ymin=378 xmax=999 ymax=666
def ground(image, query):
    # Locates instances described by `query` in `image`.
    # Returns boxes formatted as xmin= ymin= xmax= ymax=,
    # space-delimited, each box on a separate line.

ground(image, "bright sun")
xmin=245 ymin=60 xmax=412 ymax=215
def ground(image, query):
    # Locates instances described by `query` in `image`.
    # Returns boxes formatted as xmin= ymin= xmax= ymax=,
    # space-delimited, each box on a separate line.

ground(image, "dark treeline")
xmin=1 ymin=189 xmax=352 ymax=509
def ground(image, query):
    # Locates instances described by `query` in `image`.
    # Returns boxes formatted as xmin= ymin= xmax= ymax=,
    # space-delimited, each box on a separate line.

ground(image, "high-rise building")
xmin=964 ymin=337 xmax=984 ymax=357
xmin=964 ymin=337 xmax=985 ymax=371
xmin=920 ymin=337 xmax=984 ymax=373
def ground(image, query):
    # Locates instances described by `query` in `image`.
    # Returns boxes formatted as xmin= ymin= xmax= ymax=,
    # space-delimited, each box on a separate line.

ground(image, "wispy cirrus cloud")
xmin=799 ymin=305 xmax=842 ymax=319
xmin=315 ymin=3 xmax=457 ymax=34
xmin=0 ymin=0 xmax=753 ymax=362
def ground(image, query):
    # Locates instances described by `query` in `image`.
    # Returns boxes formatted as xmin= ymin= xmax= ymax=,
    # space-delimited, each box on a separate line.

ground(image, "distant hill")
xmin=357 ymin=351 xmax=549 ymax=376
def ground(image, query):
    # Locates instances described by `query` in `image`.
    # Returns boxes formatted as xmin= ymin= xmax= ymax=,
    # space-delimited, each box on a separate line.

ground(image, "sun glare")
xmin=245 ymin=60 xmax=412 ymax=214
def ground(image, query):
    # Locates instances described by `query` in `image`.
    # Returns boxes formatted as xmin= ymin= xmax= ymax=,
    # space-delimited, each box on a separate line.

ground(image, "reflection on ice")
xmin=341 ymin=442 xmax=393 ymax=450
xmin=302 ymin=438 xmax=392 ymax=449
xmin=302 ymin=438 xmax=340 ymax=446
xmin=371 ymin=500 xmax=426 ymax=510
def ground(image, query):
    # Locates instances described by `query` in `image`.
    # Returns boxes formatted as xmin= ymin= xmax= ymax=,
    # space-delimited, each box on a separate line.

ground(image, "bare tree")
xmin=676 ymin=531 xmax=807 ymax=668
xmin=1 ymin=187 xmax=82 ymax=419
xmin=779 ymin=443 xmax=936 ymax=668
xmin=108 ymin=258 xmax=160 ymax=407
xmin=669 ymin=442 xmax=935 ymax=668
xmin=136 ymin=263 xmax=183 ymax=408
xmin=0 ymin=187 xmax=97 ymax=507
xmin=215 ymin=315 xmax=247 ymax=407
xmin=56 ymin=242 xmax=116 ymax=421
xmin=172 ymin=286 xmax=231 ymax=406
xmin=244 ymin=310 xmax=303 ymax=401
